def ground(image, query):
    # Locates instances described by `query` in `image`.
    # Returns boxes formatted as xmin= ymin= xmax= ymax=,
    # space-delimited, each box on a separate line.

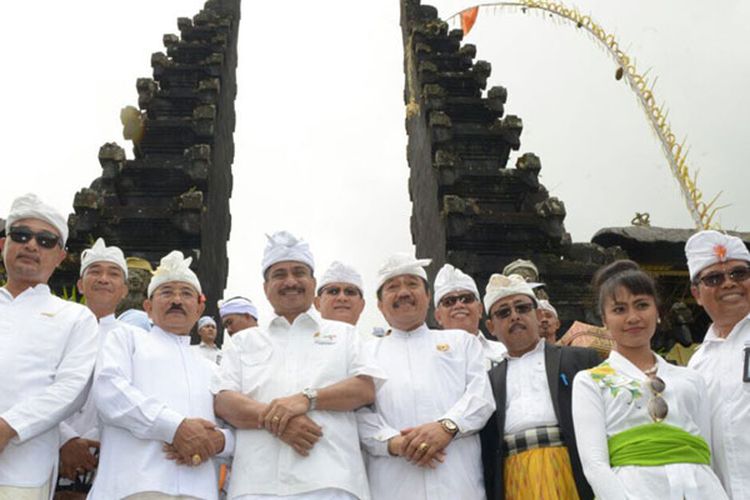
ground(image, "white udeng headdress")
xmin=261 ymin=230 xmax=315 ymax=276
xmin=6 ymin=193 xmax=69 ymax=245
xmin=318 ymin=261 xmax=364 ymax=294
xmin=147 ymin=250 xmax=202 ymax=296
xmin=376 ymin=253 xmax=432 ymax=292
xmin=218 ymin=296 xmax=259 ymax=320
xmin=685 ymin=230 xmax=750 ymax=280
xmin=80 ymin=238 xmax=128 ymax=278
xmin=433 ymin=263 xmax=479 ymax=306
xmin=483 ymin=273 xmax=538 ymax=314
xmin=538 ymin=299 xmax=558 ymax=317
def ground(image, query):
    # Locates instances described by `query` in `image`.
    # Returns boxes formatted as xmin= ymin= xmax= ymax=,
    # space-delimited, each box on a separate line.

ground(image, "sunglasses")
xmin=695 ymin=266 xmax=750 ymax=288
xmin=491 ymin=301 xmax=536 ymax=320
xmin=646 ymin=374 xmax=668 ymax=423
xmin=8 ymin=226 xmax=61 ymax=249
xmin=321 ymin=286 xmax=361 ymax=298
xmin=439 ymin=293 xmax=477 ymax=308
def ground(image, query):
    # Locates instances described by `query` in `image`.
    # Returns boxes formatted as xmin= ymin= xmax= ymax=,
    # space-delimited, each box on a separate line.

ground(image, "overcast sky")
xmin=2 ymin=0 xmax=748 ymax=333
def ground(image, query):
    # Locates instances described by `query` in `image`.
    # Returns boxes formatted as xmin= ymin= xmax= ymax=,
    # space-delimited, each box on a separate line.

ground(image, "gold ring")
xmin=191 ymin=453 xmax=202 ymax=465
xmin=272 ymin=415 xmax=280 ymax=423
xmin=418 ymin=442 xmax=429 ymax=452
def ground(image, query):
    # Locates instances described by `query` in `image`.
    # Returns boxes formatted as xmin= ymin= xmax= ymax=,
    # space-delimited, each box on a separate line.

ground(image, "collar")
xmin=151 ymin=324 xmax=192 ymax=344
xmin=390 ymin=323 xmax=430 ymax=338
xmin=99 ymin=313 xmax=117 ymax=325
xmin=199 ymin=341 xmax=218 ymax=349
xmin=703 ymin=312 xmax=750 ymax=344
xmin=607 ymin=350 xmax=669 ymax=380
xmin=269 ymin=308 xmax=321 ymax=330
xmin=503 ymin=337 xmax=545 ymax=361
xmin=0 ymin=283 xmax=51 ymax=301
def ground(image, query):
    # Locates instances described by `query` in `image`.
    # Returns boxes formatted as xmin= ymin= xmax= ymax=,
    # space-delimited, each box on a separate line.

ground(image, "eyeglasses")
xmin=8 ymin=226 xmax=61 ymax=249
xmin=491 ymin=302 xmax=536 ymax=320
xmin=439 ymin=293 xmax=477 ymax=308
xmin=695 ymin=266 xmax=750 ymax=288
xmin=645 ymin=374 xmax=668 ymax=423
xmin=321 ymin=286 xmax=361 ymax=298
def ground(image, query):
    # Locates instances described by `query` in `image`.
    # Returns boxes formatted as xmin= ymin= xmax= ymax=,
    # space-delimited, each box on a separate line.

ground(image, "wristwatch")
xmin=302 ymin=387 xmax=318 ymax=411
xmin=438 ymin=418 xmax=459 ymax=436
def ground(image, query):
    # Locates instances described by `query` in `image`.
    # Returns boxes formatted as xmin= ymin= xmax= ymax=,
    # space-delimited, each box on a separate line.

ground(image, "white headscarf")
xmin=318 ymin=261 xmax=364 ymax=294
xmin=433 ymin=263 xmax=479 ymax=306
xmin=80 ymin=238 xmax=128 ymax=278
xmin=685 ymin=230 xmax=750 ymax=280
xmin=218 ymin=296 xmax=259 ymax=320
xmin=197 ymin=316 xmax=216 ymax=330
xmin=483 ymin=273 xmax=538 ymax=314
xmin=376 ymin=253 xmax=431 ymax=292
xmin=261 ymin=230 xmax=315 ymax=277
xmin=147 ymin=250 xmax=201 ymax=297
xmin=6 ymin=193 xmax=69 ymax=245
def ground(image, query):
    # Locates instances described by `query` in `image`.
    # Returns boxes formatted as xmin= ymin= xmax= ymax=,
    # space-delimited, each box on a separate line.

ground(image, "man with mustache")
xmin=433 ymin=263 xmax=506 ymax=369
xmin=212 ymin=231 xmax=383 ymax=500
xmin=0 ymin=193 xmax=98 ymax=500
xmin=357 ymin=253 xmax=495 ymax=500
xmin=55 ymin=238 xmax=132 ymax=498
xmin=88 ymin=250 xmax=233 ymax=500
xmin=314 ymin=261 xmax=365 ymax=326
xmin=480 ymin=274 xmax=597 ymax=500
xmin=685 ymin=230 xmax=750 ymax=499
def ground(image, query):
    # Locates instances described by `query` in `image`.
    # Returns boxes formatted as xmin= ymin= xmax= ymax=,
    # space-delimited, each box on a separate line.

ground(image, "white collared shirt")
xmin=477 ymin=333 xmax=507 ymax=370
xmin=192 ymin=341 xmax=222 ymax=365
xmin=211 ymin=310 xmax=385 ymax=500
xmin=356 ymin=324 xmax=495 ymax=500
xmin=503 ymin=339 xmax=558 ymax=434
xmin=688 ymin=313 xmax=750 ymax=499
xmin=88 ymin=325 xmax=234 ymax=500
xmin=574 ymin=351 xmax=727 ymax=500
xmin=0 ymin=284 xmax=98 ymax=488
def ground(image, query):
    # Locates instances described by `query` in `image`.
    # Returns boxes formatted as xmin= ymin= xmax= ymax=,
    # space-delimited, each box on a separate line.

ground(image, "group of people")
xmin=1 ymin=192 xmax=749 ymax=500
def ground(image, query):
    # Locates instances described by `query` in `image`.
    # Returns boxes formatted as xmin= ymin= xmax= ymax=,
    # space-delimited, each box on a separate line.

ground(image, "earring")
xmin=657 ymin=317 xmax=662 ymax=325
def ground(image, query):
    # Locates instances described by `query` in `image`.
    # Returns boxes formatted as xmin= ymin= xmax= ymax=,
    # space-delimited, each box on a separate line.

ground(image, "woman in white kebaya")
xmin=572 ymin=260 xmax=727 ymax=500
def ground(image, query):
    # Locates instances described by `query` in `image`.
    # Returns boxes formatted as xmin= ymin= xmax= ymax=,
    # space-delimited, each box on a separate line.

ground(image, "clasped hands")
xmin=163 ymin=418 xmax=225 ymax=466
xmin=388 ymin=422 xmax=454 ymax=469
xmin=259 ymin=393 xmax=323 ymax=457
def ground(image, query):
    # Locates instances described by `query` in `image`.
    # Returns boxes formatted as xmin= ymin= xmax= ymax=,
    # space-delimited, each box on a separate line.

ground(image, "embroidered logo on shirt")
xmin=40 ymin=311 xmax=56 ymax=317
xmin=313 ymin=332 xmax=337 ymax=344
xmin=436 ymin=343 xmax=450 ymax=352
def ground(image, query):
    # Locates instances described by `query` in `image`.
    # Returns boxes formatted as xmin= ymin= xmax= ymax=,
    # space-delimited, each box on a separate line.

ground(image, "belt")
xmin=503 ymin=425 xmax=564 ymax=457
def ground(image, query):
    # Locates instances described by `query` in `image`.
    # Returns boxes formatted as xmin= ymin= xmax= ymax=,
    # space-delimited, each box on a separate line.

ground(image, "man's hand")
xmin=260 ymin=393 xmax=310 ymax=436
xmin=164 ymin=427 xmax=224 ymax=465
xmin=171 ymin=418 xmax=218 ymax=465
xmin=59 ymin=438 xmax=99 ymax=480
xmin=400 ymin=422 xmax=454 ymax=467
xmin=278 ymin=414 xmax=323 ymax=456
xmin=0 ymin=418 xmax=17 ymax=453
xmin=388 ymin=434 xmax=446 ymax=468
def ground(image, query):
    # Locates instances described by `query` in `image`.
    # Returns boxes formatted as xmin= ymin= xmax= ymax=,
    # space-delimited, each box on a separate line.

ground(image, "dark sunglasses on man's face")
xmin=696 ymin=266 xmax=750 ymax=288
xmin=439 ymin=293 xmax=477 ymax=308
xmin=492 ymin=301 xmax=536 ymax=320
xmin=322 ymin=286 xmax=361 ymax=298
xmin=8 ymin=226 xmax=61 ymax=249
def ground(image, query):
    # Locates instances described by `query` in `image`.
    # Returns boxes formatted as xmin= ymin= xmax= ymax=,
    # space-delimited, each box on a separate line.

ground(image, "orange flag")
xmin=460 ymin=7 xmax=479 ymax=35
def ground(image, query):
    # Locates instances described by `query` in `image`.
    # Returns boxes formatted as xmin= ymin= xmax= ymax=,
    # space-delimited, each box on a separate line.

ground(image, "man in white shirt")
xmin=433 ymin=263 xmax=506 ymax=368
xmin=357 ymin=254 xmax=495 ymax=500
xmin=89 ymin=250 xmax=233 ymax=500
xmin=212 ymin=230 xmax=383 ymax=500
xmin=56 ymin=238 xmax=129 ymax=498
xmin=219 ymin=296 xmax=259 ymax=337
xmin=314 ymin=261 xmax=365 ymax=326
xmin=0 ymin=193 xmax=98 ymax=500
xmin=193 ymin=316 xmax=222 ymax=364
xmin=685 ymin=230 xmax=750 ymax=499
xmin=480 ymin=274 xmax=597 ymax=500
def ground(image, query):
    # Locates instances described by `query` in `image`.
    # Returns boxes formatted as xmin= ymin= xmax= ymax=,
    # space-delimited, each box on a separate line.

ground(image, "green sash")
xmin=608 ymin=422 xmax=710 ymax=467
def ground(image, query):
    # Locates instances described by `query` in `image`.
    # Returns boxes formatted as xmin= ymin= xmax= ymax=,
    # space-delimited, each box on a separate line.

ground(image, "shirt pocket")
xmin=307 ymin=336 xmax=348 ymax=385
xmin=240 ymin=345 xmax=273 ymax=395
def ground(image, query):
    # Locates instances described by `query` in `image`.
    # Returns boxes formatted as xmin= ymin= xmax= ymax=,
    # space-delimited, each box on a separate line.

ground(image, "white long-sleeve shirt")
xmin=0 ymin=284 xmax=98 ymax=488
xmin=477 ymin=334 xmax=506 ymax=371
xmin=688 ymin=313 xmax=750 ymax=500
xmin=192 ymin=342 xmax=222 ymax=365
xmin=88 ymin=325 xmax=234 ymax=500
xmin=357 ymin=324 xmax=495 ymax=500
xmin=212 ymin=310 xmax=384 ymax=500
xmin=573 ymin=350 xmax=727 ymax=500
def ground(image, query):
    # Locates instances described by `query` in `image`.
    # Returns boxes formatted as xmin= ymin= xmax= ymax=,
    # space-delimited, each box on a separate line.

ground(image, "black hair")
xmin=592 ymin=260 xmax=659 ymax=317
